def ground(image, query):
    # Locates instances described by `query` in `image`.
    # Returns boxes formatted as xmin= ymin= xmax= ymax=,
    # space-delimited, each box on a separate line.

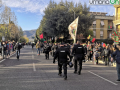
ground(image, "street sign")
xmin=2 ymin=36 xmax=5 ymax=41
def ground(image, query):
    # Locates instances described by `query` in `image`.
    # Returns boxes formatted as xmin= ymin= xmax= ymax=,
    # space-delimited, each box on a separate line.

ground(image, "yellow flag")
xmin=68 ymin=17 xmax=79 ymax=43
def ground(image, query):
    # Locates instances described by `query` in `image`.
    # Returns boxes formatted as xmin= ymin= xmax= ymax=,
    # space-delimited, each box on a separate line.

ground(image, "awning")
xmin=93 ymin=21 xmax=96 ymax=25
xmin=101 ymin=21 xmax=104 ymax=26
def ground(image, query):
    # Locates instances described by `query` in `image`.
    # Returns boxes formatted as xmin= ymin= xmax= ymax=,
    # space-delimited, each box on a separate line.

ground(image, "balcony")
xmin=108 ymin=26 xmax=114 ymax=30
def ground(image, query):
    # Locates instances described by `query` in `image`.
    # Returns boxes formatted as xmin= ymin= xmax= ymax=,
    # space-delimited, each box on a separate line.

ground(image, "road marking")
xmin=33 ymin=63 xmax=36 ymax=71
xmin=32 ymin=55 xmax=34 ymax=59
xmin=32 ymin=51 xmax=36 ymax=71
xmin=88 ymin=71 xmax=118 ymax=86
xmin=0 ymin=51 xmax=16 ymax=63
xmin=10 ymin=52 xmax=16 ymax=57
xmin=0 ymin=59 xmax=6 ymax=63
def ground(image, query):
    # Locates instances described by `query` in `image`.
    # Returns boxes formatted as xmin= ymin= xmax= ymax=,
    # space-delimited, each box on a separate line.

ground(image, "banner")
xmin=68 ymin=17 xmax=79 ymax=43
xmin=39 ymin=34 xmax=43 ymax=39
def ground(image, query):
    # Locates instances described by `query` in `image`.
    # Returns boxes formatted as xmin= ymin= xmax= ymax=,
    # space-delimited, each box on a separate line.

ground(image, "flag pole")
xmin=74 ymin=38 xmax=76 ymax=44
xmin=74 ymin=16 xmax=79 ymax=44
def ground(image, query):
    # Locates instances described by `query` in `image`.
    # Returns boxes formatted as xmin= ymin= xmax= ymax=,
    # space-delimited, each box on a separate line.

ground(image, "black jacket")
xmin=15 ymin=43 xmax=21 ymax=50
xmin=53 ymin=46 xmax=71 ymax=63
xmin=44 ymin=45 xmax=51 ymax=53
xmin=72 ymin=44 xmax=85 ymax=56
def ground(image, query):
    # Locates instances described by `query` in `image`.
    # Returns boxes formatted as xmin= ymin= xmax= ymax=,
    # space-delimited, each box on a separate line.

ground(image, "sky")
xmin=1 ymin=0 xmax=115 ymax=31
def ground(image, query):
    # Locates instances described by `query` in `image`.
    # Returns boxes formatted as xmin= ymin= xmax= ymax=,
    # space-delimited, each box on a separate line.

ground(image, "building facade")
xmin=89 ymin=12 xmax=114 ymax=40
xmin=113 ymin=5 xmax=120 ymax=32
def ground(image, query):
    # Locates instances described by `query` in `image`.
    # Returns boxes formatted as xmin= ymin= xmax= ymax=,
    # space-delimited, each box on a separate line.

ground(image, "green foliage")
xmin=0 ymin=5 xmax=24 ymax=42
xmin=20 ymin=37 xmax=26 ymax=43
xmin=36 ymin=0 xmax=95 ymax=41
xmin=87 ymin=30 xmax=93 ymax=37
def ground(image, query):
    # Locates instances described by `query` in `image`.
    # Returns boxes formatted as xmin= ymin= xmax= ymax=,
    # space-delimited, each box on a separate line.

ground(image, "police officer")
xmin=72 ymin=41 xmax=85 ymax=75
xmin=53 ymin=43 xmax=71 ymax=80
xmin=64 ymin=43 xmax=70 ymax=53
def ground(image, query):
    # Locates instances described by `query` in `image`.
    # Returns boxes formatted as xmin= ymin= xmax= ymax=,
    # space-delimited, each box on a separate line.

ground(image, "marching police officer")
xmin=53 ymin=43 xmax=71 ymax=80
xmin=72 ymin=41 xmax=85 ymax=75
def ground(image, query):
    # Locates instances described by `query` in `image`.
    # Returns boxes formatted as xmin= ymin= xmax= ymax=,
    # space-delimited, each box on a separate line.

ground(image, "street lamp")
xmin=60 ymin=4 xmax=75 ymax=20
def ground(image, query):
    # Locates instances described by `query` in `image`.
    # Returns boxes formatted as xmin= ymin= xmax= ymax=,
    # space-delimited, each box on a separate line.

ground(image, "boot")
xmin=64 ymin=76 xmax=67 ymax=80
xmin=78 ymin=71 xmax=81 ymax=75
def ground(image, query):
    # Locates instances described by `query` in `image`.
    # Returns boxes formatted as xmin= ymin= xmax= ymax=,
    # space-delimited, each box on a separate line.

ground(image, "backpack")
xmin=8 ymin=44 xmax=11 ymax=50
xmin=104 ymin=49 xmax=108 ymax=56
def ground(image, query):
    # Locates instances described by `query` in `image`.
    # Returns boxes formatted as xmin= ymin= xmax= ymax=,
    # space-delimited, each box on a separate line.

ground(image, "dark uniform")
xmin=64 ymin=44 xmax=70 ymax=53
xmin=53 ymin=45 xmax=71 ymax=80
xmin=72 ymin=44 xmax=85 ymax=75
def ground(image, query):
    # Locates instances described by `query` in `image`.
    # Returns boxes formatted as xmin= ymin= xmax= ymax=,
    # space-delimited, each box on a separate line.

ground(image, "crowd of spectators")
xmin=0 ymin=40 xmax=25 ymax=59
xmin=84 ymin=41 xmax=117 ymax=66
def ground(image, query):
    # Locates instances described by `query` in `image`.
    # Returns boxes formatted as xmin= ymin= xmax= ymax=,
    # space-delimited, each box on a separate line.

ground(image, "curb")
xmin=0 ymin=47 xmax=24 ymax=63
xmin=0 ymin=51 xmax=16 ymax=63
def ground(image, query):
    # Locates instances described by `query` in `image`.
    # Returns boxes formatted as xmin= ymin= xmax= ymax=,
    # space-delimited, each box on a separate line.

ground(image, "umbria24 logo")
xmin=89 ymin=0 xmax=120 ymax=5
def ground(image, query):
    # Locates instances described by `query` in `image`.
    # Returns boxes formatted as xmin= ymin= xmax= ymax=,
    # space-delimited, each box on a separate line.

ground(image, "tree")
xmin=0 ymin=4 xmax=23 ymax=41
xmin=23 ymin=35 xmax=29 ymax=43
xmin=36 ymin=0 xmax=95 ymax=41
xmin=20 ymin=37 xmax=26 ymax=43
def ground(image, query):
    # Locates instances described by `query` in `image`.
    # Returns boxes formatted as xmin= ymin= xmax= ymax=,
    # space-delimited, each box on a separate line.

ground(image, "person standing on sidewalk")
xmin=95 ymin=50 xmax=99 ymax=64
xmin=103 ymin=46 xmax=110 ymax=66
xmin=3 ymin=42 xmax=7 ymax=58
xmin=111 ymin=45 xmax=120 ymax=82
xmin=36 ymin=41 xmax=41 ymax=55
xmin=6 ymin=41 xmax=11 ymax=58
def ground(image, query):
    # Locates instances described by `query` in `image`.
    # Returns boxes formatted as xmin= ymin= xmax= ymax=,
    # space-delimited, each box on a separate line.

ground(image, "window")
xmin=93 ymin=31 xmax=96 ymax=36
xmin=93 ymin=24 xmax=96 ymax=28
xmin=100 ymin=20 xmax=104 ymax=30
xmin=108 ymin=20 xmax=113 ymax=29
xmin=100 ymin=20 xmax=104 ymax=27
xmin=93 ymin=21 xmax=96 ymax=29
xmin=93 ymin=21 xmax=96 ymax=25
xmin=109 ymin=33 xmax=111 ymax=38
xmin=101 ymin=21 xmax=104 ymax=26
xmin=100 ymin=31 xmax=103 ymax=36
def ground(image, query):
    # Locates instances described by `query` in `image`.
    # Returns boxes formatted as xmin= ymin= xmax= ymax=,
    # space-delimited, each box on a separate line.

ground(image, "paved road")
xmin=0 ymin=46 xmax=120 ymax=90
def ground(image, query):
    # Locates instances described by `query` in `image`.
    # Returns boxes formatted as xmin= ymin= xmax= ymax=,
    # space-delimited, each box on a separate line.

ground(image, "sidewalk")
xmin=98 ymin=60 xmax=116 ymax=67
xmin=0 ymin=55 xmax=2 ymax=60
xmin=0 ymin=51 xmax=16 ymax=61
